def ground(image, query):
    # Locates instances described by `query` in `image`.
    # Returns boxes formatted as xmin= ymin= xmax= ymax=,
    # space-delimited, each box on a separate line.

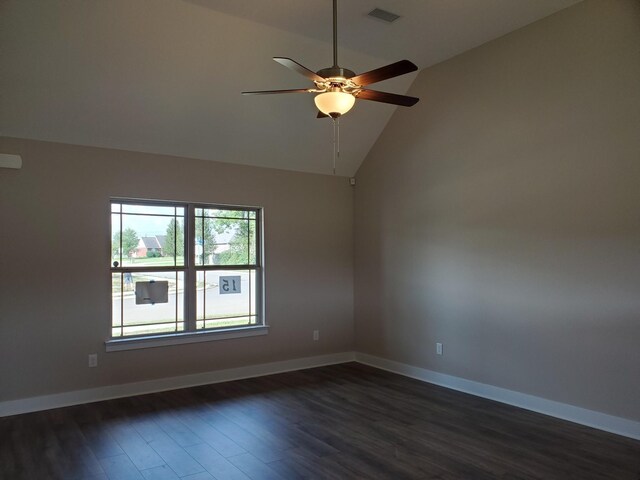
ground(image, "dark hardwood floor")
xmin=1 ymin=362 xmax=639 ymax=480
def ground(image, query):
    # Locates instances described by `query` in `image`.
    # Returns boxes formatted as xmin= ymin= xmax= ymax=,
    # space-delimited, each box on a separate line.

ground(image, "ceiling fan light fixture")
xmin=314 ymin=91 xmax=355 ymax=118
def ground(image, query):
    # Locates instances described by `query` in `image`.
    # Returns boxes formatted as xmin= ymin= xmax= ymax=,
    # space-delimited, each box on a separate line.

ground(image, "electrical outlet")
xmin=436 ymin=343 xmax=443 ymax=356
xmin=313 ymin=330 xmax=320 ymax=341
xmin=88 ymin=353 xmax=98 ymax=368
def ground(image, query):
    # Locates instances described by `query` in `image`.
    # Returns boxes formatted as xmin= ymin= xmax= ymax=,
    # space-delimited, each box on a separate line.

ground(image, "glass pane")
xmin=203 ymin=316 xmax=255 ymax=329
xmin=196 ymin=215 xmax=232 ymax=266
xmin=250 ymin=269 xmax=257 ymax=317
xmin=196 ymin=270 xmax=208 ymax=320
xmin=248 ymin=219 xmax=257 ymax=265
xmin=121 ymin=323 xmax=179 ymax=336
xmin=118 ymin=271 xmax=185 ymax=336
xmin=122 ymin=204 xmax=179 ymax=216
xmin=196 ymin=270 xmax=255 ymax=329
xmin=120 ymin=213 xmax=184 ymax=267
xmin=194 ymin=215 xmax=209 ymax=266
xmin=111 ymin=273 xmax=123 ymax=337
xmin=111 ymin=203 xmax=121 ymax=213
xmin=111 ymin=213 xmax=122 ymax=267
xmin=214 ymin=218 xmax=249 ymax=266
xmin=166 ymin=217 xmax=185 ymax=267
xmin=203 ymin=208 xmax=246 ymax=219
xmin=194 ymin=208 xmax=258 ymax=266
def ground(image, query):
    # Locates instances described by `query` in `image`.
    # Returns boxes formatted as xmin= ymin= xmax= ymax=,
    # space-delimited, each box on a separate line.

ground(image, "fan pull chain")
xmin=332 ymin=118 xmax=340 ymax=175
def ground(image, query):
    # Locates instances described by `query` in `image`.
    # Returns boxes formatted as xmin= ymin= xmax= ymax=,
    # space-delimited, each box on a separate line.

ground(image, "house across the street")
xmin=133 ymin=235 xmax=166 ymax=257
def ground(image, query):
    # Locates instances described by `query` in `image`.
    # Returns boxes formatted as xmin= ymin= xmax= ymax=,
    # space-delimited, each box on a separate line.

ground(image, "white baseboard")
xmin=355 ymin=352 xmax=640 ymax=441
xmin=0 ymin=351 xmax=356 ymax=417
xmin=3 ymin=350 xmax=638 ymax=442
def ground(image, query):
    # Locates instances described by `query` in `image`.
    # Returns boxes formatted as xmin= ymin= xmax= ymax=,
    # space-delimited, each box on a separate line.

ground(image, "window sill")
xmin=105 ymin=325 xmax=269 ymax=352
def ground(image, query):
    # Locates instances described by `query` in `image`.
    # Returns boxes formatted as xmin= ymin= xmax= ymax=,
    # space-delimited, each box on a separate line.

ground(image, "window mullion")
xmin=254 ymin=210 xmax=261 ymax=324
xmin=186 ymin=204 xmax=197 ymax=331
xmin=119 ymin=205 xmax=124 ymax=337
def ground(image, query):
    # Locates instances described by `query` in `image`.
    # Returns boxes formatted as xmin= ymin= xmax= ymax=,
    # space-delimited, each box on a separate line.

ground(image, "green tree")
xmin=164 ymin=219 xmax=184 ymax=259
xmin=111 ymin=233 xmax=120 ymax=258
xmin=213 ymin=211 xmax=256 ymax=265
xmin=112 ymin=228 xmax=139 ymax=259
xmin=195 ymin=215 xmax=216 ymax=262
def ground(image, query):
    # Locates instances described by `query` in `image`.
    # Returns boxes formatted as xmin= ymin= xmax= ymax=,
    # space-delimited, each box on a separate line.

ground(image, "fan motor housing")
xmin=317 ymin=67 xmax=356 ymax=80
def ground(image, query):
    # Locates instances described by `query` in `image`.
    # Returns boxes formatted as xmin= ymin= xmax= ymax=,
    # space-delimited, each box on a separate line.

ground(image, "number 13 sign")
xmin=219 ymin=276 xmax=241 ymax=294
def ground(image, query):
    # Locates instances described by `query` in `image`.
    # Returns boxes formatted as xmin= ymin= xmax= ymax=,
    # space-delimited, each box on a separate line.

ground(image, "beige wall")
xmin=1 ymin=0 xmax=639 ymax=425
xmin=0 ymin=137 xmax=354 ymax=401
xmin=355 ymin=0 xmax=640 ymax=421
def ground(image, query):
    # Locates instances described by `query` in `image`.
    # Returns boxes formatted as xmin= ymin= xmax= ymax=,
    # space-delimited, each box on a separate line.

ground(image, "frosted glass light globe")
xmin=314 ymin=91 xmax=355 ymax=118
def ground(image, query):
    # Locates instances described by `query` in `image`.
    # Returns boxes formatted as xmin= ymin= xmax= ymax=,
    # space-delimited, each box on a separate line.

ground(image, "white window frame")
xmin=106 ymin=198 xmax=266 ymax=352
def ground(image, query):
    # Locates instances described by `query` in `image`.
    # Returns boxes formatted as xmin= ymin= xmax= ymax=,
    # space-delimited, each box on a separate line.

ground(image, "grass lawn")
xmin=112 ymin=316 xmax=257 ymax=337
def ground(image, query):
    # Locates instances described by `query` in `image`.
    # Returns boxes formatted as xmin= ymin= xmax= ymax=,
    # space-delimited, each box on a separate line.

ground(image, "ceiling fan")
xmin=242 ymin=0 xmax=420 ymax=119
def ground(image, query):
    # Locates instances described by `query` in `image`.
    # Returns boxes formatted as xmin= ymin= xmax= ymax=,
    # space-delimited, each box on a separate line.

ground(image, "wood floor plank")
xmin=214 ymin=402 xmax=297 ymax=451
xmin=152 ymin=408 xmax=205 ymax=448
xmin=269 ymin=447 xmax=363 ymax=480
xmin=148 ymin=433 xmax=206 ymax=477
xmin=265 ymin=458 xmax=315 ymax=480
xmin=140 ymin=464 xmax=180 ymax=480
xmin=238 ymin=406 xmax=339 ymax=458
xmin=227 ymin=452 xmax=286 ymax=480
xmin=83 ymin=474 xmax=109 ymax=480
xmin=99 ymin=454 xmax=145 ymax=480
xmin=72 ymin=404 xmax=125 ymax=460
xmin=170 ymin=407 xmax=247 ymax=457
xmin=12 ymin=420 xmax=41 ymax=478
xmin=107 ymin=420 xmax=165 ymax=471
xmin=196 ymin=407 xmax=289 ymax=463
xmin=186 ymin=443 xmax=251 ymax=480
xmin=130 ymin=415 xmax=168 ymax=443
xmin=181 ymin=472 xmax=216 ymax=480
xmin=47 ymin=409 xmax=106 ymax=479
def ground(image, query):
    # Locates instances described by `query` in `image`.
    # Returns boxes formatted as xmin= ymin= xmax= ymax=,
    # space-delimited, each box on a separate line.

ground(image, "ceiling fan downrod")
xmin=333 ymin=0 xmax=338 ymax=68
xmin=318 ymin=0 xmax=356 ymax=81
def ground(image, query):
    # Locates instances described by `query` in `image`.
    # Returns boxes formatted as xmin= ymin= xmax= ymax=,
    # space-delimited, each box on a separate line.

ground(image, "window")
xmin=109 ymin=199 xmax=263 ymax=348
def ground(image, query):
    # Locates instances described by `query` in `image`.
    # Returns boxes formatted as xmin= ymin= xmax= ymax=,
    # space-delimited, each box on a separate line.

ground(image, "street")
xmin=112 ymin=271 xmax=256 ymax=335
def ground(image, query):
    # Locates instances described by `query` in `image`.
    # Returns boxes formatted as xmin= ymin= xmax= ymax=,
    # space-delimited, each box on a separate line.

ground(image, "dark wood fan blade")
xmin=241 ymin=88 xmax=312 ymax=95
xmin=350 ymin=60 xmax=418 ymax=86
xmin=317 ymin=111 xmax=330 ymax=118
xmin=356 ymin=89 xmax=419 ymax=107
xmin=273 ymin=57 xmax=325 ymax=83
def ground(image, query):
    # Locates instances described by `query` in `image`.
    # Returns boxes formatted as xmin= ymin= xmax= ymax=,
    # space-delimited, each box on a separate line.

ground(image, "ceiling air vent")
xmin=367 ymin=8 xmax=401 ymax=23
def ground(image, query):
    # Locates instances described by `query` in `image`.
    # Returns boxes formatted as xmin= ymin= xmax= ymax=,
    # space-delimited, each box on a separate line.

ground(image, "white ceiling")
xmin=0 ymin=0 xmax=581 ymax=176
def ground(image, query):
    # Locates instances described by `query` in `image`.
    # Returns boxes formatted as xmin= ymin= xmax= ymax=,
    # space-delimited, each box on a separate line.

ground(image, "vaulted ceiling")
xmin=0 ymin=0 xmax=581 ymax=176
